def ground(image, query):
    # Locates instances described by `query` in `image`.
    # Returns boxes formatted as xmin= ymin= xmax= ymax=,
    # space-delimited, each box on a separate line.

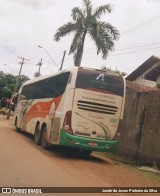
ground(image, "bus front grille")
xmin=77 ymin=100 xmax=118 ymax=115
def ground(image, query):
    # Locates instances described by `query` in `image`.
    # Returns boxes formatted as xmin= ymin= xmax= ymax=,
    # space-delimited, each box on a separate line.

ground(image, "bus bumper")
xmin=59 ymin=129 xmax=118 ymax=153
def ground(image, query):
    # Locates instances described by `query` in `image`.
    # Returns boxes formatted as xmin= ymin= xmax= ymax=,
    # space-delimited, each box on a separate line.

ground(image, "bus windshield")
xmin=76 ymin=69 xmax=124 ymax=96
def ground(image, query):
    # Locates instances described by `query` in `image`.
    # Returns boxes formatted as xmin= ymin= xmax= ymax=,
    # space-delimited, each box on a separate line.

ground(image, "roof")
xmin=126 ymin=55 xmax=160 ymax=81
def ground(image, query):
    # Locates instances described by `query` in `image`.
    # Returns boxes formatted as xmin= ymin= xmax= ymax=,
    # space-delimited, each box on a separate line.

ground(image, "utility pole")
xmin=59 ymin=50 xmax=66 ymax=71
xmin=7 ymin=56 xmax=30 ymax=120
xmin=13 ymin=57 xmax=30 ymax=93
xmin=36 ymin=58 xmax=43 ymax=76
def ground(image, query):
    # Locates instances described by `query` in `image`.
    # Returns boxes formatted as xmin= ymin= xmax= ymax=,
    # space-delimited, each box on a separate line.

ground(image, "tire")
xmin=34 ymin=123 xmax=42 ymax=145
xmin=41 ymin=126 xmax=50 ymax=150
xmin=16 ymin=127 xmax=21 ymax=132
xmin=15 ymin=118 xmax=21 ymax=132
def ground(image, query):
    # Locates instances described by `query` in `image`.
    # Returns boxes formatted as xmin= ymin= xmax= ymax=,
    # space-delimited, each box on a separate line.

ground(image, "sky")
xmin=0 ymin=0 xmax=160 ymax=79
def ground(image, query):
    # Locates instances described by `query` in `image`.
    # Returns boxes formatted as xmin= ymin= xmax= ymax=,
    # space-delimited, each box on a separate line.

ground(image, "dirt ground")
xmin=0 ymin=114 xmax=159 ymax=196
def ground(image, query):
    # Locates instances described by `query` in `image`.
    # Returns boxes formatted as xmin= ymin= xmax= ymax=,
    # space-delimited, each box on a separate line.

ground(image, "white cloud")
xmin=12 ymin=0 xmax=54 ymax=9
xmin=0 ymin=0 xmax=160 ymax=78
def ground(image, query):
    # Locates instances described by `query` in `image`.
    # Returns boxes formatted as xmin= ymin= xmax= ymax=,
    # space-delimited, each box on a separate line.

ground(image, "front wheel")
xmin=14 ymin=117 xmax=21 ymax=132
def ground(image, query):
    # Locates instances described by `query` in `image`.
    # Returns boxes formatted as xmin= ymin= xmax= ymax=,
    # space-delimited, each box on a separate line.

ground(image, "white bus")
xmin=13 ymin=67 xmax=125 ymax=155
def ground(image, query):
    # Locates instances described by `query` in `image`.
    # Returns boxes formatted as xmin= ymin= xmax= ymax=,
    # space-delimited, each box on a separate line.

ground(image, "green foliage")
xmin=17 ymin=75 xmax=30 ymax=90
xmin=101 ymin=66 xmax=127 ymax=77
xmin=0 ymin=73 xmax=29 ymax=99
xmin=54 ymin=0 xmax=119 ymax=66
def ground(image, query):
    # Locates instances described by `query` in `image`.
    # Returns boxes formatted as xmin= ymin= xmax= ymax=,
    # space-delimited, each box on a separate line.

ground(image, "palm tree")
xmin=54 ymin=0 xmax=119 ymax=67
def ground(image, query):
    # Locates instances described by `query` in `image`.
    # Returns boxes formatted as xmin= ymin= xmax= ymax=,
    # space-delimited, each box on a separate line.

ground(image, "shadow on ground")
xmin=16 ymin=130 xmax=115 ymax=165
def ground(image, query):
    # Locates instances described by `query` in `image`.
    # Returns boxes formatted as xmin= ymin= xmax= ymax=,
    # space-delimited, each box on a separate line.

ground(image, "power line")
xmin=84 ymin=14 xmax=160 ymax=53
xmin=121 ymin=14 xmax=160 ymax=36
xmin=65 ymin=45 xmax=160 ymax=61
xmin=115 ymin=42 xmax=160 ymax=51
xmin=110 ymin=46 xmax=160 ymax=56
xmin=84 ymin=42 xmax=160 ymax=54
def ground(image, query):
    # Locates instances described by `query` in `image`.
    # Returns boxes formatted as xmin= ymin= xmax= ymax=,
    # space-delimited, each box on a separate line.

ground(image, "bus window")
xmin=76 ymin=69 xmax=124 ymax=96
xmin=21 ymin=72 xmax=70 ymax=100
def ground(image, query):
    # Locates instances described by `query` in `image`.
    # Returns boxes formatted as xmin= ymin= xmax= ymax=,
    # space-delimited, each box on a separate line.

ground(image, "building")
xmin=126 ymin=55 xmax=160 ymax=88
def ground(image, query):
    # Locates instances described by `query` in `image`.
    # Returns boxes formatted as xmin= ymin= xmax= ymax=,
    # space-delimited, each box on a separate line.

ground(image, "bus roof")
xmin=22 ymin=66 xmax=121 ymax=86
xmin=23 ymin=67 xmax=78 ymax=86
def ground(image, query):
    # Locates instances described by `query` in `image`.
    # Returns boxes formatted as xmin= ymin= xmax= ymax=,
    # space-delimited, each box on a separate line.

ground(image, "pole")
xmin=37 ymin=58 xmax=43 ymax=75
xmin=59 ymin=50 xmax=66 ymax=71
xmin=38 ymin=45 xmax=59 ymax=70
xmin=7 ymin=57 xmax=30 ymax=120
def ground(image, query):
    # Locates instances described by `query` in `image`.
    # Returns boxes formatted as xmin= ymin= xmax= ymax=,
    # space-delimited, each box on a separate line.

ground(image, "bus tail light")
xmin=63 ymin=111 xmax=74 ymax=135
xmin=113 ymin=119 xmax=123 ymax=140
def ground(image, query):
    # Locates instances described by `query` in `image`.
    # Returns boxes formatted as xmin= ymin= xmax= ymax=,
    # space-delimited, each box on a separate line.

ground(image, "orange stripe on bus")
xmin=24 ymin=96 xmax=62 ymax=129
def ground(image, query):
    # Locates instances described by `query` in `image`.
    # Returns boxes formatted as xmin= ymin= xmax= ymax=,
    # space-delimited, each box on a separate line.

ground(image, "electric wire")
xmin=84 ymin=14 xmax=160 ymax=53
xmin=84 ymin=42 xmax=160 ymax=54
xmin=64 ymin=45 xmax=160 ymax=61
xmin=121 ymin=14 xmax=160 ymax=36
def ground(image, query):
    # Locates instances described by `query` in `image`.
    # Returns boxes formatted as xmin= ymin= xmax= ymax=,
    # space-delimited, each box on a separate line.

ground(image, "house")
xmin=126 ymin=55 xmax=160 ymax=88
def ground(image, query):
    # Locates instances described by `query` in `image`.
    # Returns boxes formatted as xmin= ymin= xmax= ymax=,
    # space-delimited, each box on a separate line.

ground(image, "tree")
xmin=54 ymin=0 xmax=119 ymax=67
xmin=17 ymin=75 xmax=30 ymax=90
xmin=0 ymin=74 xmax=16 ymax=98
xmin=101 ymin=66 xmax=127 ymax=77
xmin=0 ymin=73 xmax=29 ymax=99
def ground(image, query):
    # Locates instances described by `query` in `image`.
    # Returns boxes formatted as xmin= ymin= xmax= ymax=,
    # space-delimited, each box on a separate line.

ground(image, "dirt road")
xmin=0 ymin=114 xmax=159 ymax=195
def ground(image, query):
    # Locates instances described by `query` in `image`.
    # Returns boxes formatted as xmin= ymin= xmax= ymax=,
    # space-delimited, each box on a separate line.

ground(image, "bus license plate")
xmin=88 ymin=142 xmax=97 ymax=147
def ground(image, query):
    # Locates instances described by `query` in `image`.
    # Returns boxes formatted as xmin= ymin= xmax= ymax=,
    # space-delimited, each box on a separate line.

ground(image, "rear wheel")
xmin=41 ymin=126 xmax=50 ymax=150
xmin=34 ymin=123 xmax=42 ymax=145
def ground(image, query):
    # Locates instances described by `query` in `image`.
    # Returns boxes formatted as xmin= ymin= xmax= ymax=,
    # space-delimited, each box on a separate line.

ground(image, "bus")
xmin=13 ymin=67 xmax=125 ymax=155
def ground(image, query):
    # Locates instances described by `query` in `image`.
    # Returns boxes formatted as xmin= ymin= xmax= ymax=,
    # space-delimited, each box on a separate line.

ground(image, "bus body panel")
xmin=72 ymin=89 xmax=123 ymax=140
xmin=59 ymin=129 xmax=118 ymax=153
xmin=13 ymin=67 xmax=125 ymax=153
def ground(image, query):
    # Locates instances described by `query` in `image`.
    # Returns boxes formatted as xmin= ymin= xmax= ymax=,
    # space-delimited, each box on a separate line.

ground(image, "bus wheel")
xmin=41 ymin=126 xmax=50 ymax=150
xmin=34 ymin=123 xmax=42 ymax=145
xmin=15 ymin=118 xmax=21 ymax=132
xmin=16 ymin=127 xmax=21 ymax=132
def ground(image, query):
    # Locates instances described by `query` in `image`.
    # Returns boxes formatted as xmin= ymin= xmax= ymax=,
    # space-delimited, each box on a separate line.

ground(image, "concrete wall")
xmin=118 ymin=85 xmax=160 ymax=167
xmin=135 ymin=77 xmax=156 ymax=87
